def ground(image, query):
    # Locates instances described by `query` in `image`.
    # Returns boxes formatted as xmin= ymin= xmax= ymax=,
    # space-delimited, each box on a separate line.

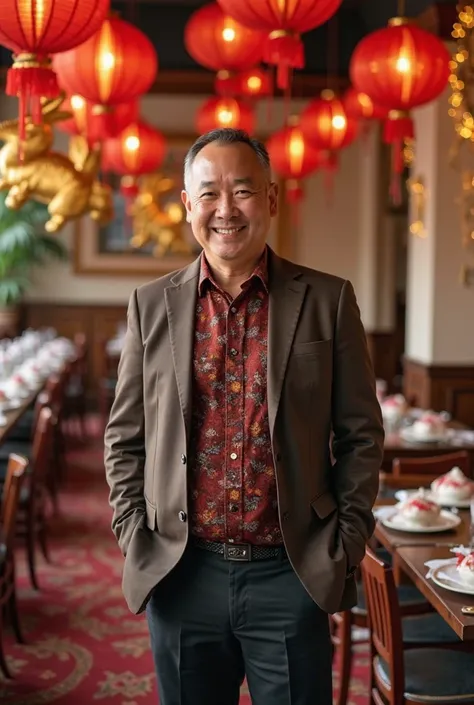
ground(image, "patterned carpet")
xmin=0 ymin=426 xmax=369 ymax=704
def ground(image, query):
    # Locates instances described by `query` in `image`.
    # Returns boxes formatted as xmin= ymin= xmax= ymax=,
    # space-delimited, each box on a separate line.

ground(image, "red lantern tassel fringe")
xmin=265 ymin=32 xmax=304 ymax=91
xmin=6 ymin=54 xmax=59 ymax=141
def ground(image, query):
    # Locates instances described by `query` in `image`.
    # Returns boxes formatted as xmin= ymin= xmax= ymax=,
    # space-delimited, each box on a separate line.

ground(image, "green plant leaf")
xmin=0 ymin=192 xmax=68 ymax=303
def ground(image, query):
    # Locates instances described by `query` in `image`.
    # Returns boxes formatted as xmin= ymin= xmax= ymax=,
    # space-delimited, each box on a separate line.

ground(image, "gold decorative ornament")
xmin=128 ymin=174 xmax=192 ymax=258
xmin=0 ymin=95 xmax=113 ymax=233
xmin=448 ymin=5 xmax=474 ymax=157
xmin=408 ymin=176 xmax=427 ymax=237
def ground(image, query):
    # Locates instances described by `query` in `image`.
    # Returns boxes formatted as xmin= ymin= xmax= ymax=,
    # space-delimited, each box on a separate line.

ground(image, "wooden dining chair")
xmin=13 ymin=407 xmax=56 ymax=590
xmin=361 ymin=548 xmax=474 ymax=705
xmin=385 ymin=450 xmax=471 ymax=490
xmin=332 ymin=541 xmax=468 ymax=705
xmin=0 ymin=454 xmax=28 ymax=678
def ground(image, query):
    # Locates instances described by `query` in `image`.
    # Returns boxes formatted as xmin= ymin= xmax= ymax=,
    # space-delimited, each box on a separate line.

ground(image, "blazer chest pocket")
xmin=291 ymin=338 xmax=332 ymax=358
xmin=311 ymin=491 xmax=338 ymax=520
xmin=145 ymin=496 xmax=157 ymax=531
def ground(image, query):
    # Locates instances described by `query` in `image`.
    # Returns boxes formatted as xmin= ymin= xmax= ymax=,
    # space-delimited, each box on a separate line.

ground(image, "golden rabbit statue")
xmin=0 ymin=96 xmax=113 ymax=232
xmin=129 ymin=174 xmax=192 ymax=258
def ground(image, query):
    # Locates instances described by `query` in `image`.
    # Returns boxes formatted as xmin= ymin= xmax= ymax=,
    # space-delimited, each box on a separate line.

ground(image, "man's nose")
xmin=216 ymin=194 xmax=238 ymax=218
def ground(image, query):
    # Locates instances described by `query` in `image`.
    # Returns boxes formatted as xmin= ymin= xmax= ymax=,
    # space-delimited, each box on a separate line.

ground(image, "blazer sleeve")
xmin=331 ymin=279 xmax=384 ymax=570
xmin=104 ymin=288 xmax=146 ymax=556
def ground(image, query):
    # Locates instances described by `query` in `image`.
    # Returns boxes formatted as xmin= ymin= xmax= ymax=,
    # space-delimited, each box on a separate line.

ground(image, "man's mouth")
xmin=212 ymin=226 xmax=246 ymax=234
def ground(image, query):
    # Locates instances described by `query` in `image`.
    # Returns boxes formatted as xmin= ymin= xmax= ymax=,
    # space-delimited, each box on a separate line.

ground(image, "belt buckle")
xmin=224 ymin=543 xmax=252 ymax=561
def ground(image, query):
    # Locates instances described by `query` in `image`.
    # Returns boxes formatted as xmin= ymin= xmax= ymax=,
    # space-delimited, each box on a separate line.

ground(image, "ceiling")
xmin=0 ymin=1 xmax=458 ymax=95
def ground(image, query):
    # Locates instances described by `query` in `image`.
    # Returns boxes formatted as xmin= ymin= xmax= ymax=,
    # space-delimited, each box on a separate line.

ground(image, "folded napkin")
xmin=425 ymin=558 xmax=456 ymax=579
xmin=425 ymin=545 xmax=470 ymax=579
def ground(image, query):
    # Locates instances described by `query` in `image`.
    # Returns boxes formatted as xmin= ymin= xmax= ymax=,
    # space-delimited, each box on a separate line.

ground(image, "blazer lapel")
xmin=164 ymin=256 xmax=201 ymax=443
xmin=267 ymin=251 xmax=307 ymax=437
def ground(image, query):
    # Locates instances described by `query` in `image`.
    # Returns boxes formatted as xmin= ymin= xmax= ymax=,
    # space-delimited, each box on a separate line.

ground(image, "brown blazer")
xmin=104 ymin=248 xmax=384 ymax=615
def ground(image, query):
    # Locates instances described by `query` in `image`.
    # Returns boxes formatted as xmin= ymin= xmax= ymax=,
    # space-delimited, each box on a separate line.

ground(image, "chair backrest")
xmin=30 ymin=406 xmax=56 ymax=490
xmin=360 ymin=548 xmax=404 ymax=705
xmin=1 ymin=454 xmax=28 ymax=549
xmin=392 ymin=450 xmax=471 ymax=488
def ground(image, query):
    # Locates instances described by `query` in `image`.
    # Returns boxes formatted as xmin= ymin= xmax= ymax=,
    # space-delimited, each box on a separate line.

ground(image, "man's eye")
xmin=236 ymin=190 xmax=251 ymax=196
xmin=200 ymin=192 xmax=215 ymax=198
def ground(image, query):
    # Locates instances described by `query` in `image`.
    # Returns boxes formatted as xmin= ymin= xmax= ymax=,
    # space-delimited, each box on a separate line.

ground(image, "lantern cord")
xmin=284 ymin=70 xmax=293 ymax=124
xmin=397 ymin=0 xmax=406 ymax=17
xmin=326 ymin=14 xmax=339 ymax=92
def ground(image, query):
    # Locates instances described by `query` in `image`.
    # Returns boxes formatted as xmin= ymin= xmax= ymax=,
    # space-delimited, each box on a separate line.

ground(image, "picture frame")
xmin=74 ymin=134 xmax=201 ymax=277
xmin=74 ymin=132 xmax=286 ymax=277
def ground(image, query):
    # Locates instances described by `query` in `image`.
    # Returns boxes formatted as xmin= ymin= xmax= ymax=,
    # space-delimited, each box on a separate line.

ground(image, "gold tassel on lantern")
xmin=0 ymin=95 xmax=112 ymax=232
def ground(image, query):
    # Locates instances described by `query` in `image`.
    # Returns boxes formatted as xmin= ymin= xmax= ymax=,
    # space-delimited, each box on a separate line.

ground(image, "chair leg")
xmin=0 ymin=609 xmax=13 ymax=679
xmin=38 ymin=524 xmax=50 ymax=564
xmin=335 ymin=611 xmax=353 ymax=705
xmin=25 ymin=518 xmax=39 ymax=591
xmin=8 ymin=590 xmax=24 ymax=644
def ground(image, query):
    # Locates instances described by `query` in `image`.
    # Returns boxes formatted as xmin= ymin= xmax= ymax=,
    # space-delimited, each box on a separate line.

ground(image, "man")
xmin=104 ymin=128 xmax=384 ymax=705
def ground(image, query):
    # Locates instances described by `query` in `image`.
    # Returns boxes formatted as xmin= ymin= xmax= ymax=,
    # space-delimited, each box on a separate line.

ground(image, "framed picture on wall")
xmin=74 ymin=134 xmax=202 ymax=276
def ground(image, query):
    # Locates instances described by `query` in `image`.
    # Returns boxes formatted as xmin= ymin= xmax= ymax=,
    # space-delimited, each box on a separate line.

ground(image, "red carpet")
xmin=0 ymin=426 xmax=369 ymax=703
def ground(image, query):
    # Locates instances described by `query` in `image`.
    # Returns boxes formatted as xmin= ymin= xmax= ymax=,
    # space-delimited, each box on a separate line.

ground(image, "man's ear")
xmin=181 ymin=189 xmax=192 ymax=223
xmin=269 ymin=181 xmax=278 ymax=217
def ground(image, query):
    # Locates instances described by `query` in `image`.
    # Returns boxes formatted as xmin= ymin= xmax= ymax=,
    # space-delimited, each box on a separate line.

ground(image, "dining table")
xmin=396 ymin=544 xmax=474 ymax=641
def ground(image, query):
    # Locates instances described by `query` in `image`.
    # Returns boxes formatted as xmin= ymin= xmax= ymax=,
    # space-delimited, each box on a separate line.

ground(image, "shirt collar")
xmin=198 ymin=246 xmax=269 ymax=297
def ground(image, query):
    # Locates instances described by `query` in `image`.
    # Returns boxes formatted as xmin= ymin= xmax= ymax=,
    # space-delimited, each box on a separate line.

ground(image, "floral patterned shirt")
xmin=189 ymin=248 xmax=283 ymax=545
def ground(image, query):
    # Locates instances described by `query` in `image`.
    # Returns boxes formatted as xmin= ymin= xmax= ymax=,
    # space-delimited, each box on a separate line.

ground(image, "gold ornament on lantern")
xmin=129 ymin=174 xmax=192 ymax=258
xmin=0 ymin=95 xmax=112 ymax=232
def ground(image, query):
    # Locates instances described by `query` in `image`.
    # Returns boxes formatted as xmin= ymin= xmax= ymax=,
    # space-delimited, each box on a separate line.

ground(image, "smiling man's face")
xmin=181 ymin=141 xmax=278 ymax=269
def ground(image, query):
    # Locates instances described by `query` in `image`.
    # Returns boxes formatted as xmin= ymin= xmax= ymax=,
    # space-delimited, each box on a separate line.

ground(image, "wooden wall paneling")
xmin=366 ymin=331 xmax=397 ymax=390
xmin=403 ymin=357 xmax=474 ymax=427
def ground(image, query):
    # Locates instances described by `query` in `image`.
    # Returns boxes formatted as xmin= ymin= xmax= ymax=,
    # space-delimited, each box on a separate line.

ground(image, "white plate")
xmin=394 ymin=489 xmax=472 ymax=509
xmin=381 ymin=509 xmax=461 ymax=533
xmin=431 ymin=560 xmax=474 ymax=595
xmin=399 ymin=427 xmax=449 ymax=444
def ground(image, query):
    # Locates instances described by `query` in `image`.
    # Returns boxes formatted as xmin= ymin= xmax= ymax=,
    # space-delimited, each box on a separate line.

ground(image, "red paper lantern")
xmin=238 ymin=68 xmax=273 ymax=99
xmin=185 ymin=3 xmax=265 ymax=72
xmin=196 ymin=97 xmax=255 ymax=134
xmin=343 ymin=87 xmax=389 ymax=122
xmin=217 ymin=0 xmax=342 ymax=89
xmin=58 ymin=96 xmax=138 ymax=143
xmin=267 ymin=117 xmax=321 ymax=203
xmin=350 ymin=18 xmax=450 ymax=172
xmin=300 ymin=91 xmax=358 ymax=152
xmin=102 ymin=120 xmax=166 ymax=197
xmin=0 ymin=0 xmax=110 ymax=136
xmin=215 ymin=67 xmax=272 ymax=99
xmin=54 ymin=17 xmax=157 ymax=140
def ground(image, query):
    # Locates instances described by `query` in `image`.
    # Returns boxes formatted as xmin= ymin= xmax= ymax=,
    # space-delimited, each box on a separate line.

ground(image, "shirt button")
xmin=181 ymin=454 xmax=186 ymax=464
xmin=230 ymin=452 xmax=238 ymax=460
xmin=230 ymin=306 xmax=237 ymax=313
xmin=178 ymin=511 xmax=187 ymax=522
xmin=229 ymin=504 xmax=239 ymax=513
xmin=230 ymin=348 xmax=238 ymax=357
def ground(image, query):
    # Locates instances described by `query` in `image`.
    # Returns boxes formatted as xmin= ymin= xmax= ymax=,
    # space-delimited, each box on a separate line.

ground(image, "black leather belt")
xmin=192 ymin=538 xmax=285 ymax=561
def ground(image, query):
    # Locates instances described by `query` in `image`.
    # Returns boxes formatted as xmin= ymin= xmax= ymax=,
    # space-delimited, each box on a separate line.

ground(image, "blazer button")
xmin=178 ymin=511 xmax=187 ymax=522
xmin=181 ymin=454 xmax=187 ymax=464
xmin=282 ymin=511 xmax=289 ymax=521
xmin=275 ymin=452 xmax=282 ymax=461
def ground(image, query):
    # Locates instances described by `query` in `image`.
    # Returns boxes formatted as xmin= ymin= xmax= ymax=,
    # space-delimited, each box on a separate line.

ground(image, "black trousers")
xmin=146 ymin=543 xmax=332 ymax=705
